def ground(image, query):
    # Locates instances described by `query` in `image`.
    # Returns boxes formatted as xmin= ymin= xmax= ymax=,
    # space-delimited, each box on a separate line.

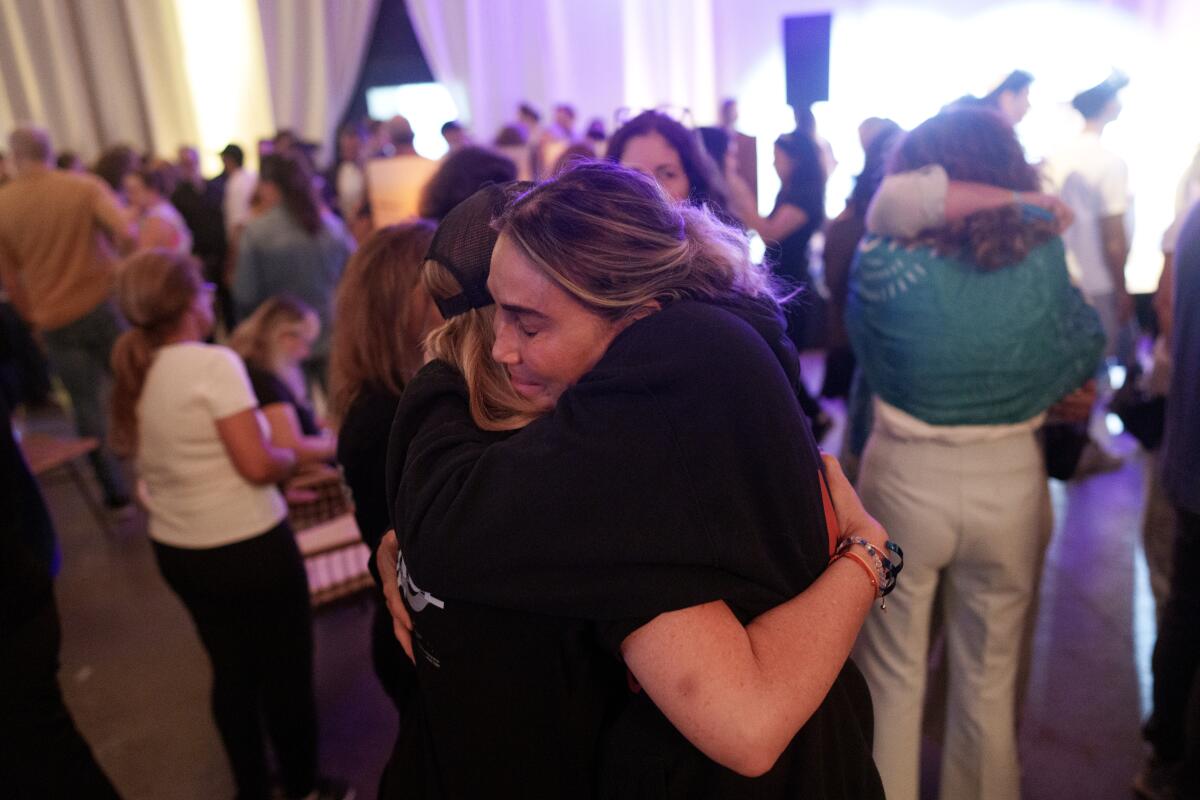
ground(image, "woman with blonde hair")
xmin=378 ymin=168 xmax=895 ymax=797
xmin=229 ymin=295 xmax=335 ymax=466
xmin=108 ymin=250 xmax=348 ymax=800
xmin=327 ymin=220 xmax=437 ymax=708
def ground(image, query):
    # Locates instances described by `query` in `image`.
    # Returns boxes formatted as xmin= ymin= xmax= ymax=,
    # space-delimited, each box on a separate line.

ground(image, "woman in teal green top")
xmin=844 ymin=108 xmax=1105 ymax=800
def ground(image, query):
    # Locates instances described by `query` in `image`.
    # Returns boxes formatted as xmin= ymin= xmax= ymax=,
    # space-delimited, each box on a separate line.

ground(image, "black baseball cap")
xmin=426 ymin=181 xmax=533 ymax=318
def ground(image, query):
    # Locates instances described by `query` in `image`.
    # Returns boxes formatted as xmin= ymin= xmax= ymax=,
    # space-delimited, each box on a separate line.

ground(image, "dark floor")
xmin=30 ymin=371 xmax=1155 ymax=800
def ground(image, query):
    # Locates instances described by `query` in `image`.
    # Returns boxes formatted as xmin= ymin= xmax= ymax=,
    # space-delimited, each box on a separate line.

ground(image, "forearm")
xmin=738 ymin=561 xmax=877 ymax=767
xmin=293 ymin=433 xmax=337 ymax=464
xmin=1102 ymin=225 xmax=1130 ymax=292
xmin=626 ymin=560 xmax=876 ymax=776
xmin=259 ymin=445 xmax=298 ymax=483
xmin=943 ymin=182 xmax=1021 ymax=222
xmin=1155 ymin=254 xmax=1174 ymax=340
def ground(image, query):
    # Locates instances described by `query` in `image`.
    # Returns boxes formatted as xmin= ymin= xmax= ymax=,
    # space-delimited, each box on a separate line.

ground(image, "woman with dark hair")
xmin=93 ymin=144 xmax=139 ymax=195
xmin=124 ymin=164 xmax=193 ymax=254
xmin=418 ymin=146 xmax=517 ymax=221
xmin=233 ymin=153 xmax=355 ymax=389
xmin=606 ymin=110 xmax=729 ymax=215
xmin=733 ymin=132 xmax=827 ymax=350
xmin=328 ymin=221 xmax=438 ymax=709
xmin=379 ymin=164 xmax=895 ymax=797
xmin=845 ymin=107 xmax=1104 ymax=800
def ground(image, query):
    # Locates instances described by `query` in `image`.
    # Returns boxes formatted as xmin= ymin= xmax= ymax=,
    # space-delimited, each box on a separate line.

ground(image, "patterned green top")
xmin=846 ymin=235 xmax=1105 ymax=426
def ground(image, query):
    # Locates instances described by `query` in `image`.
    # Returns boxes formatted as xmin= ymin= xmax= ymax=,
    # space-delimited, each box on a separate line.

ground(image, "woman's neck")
xmin=163 ymin=316 xmax=203 ymax=345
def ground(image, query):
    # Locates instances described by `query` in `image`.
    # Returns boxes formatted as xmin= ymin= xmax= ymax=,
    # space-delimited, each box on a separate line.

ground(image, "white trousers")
xmin=852 ymin=424 xmax=1048 ymax=800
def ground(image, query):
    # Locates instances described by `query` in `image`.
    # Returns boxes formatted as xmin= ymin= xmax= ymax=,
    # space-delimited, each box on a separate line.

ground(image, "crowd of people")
xmin=0 ymin=71 xmax=1197 ymax=800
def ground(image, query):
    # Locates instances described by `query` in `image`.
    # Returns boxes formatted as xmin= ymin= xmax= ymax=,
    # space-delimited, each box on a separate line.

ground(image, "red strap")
xmin=819 ymin=470 xmax=839 ymax=558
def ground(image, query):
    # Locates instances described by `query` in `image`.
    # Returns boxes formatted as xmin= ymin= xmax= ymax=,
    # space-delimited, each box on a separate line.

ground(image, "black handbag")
xmin=1040 ymin=420 xmax=1090 ymax=480
xmin=1109 ymin=383 xmax=1166 ymax=451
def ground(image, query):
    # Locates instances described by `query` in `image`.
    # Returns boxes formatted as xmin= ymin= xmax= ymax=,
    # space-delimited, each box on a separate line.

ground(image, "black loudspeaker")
xmin=783 ymin=13 xmax=831 ymax=108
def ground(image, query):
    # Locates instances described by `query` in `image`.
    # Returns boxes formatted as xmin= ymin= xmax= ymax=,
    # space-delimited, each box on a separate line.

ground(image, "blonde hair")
xmin=422 ymin=259 xmax=540 ymax=431
xmin=328 ymin=221 xmax=437 ymax=424
xmin=110 ymin=250 xmax=204 ymax=456
xmin=497 ymin=161 xmax=779 ymax=324
xmin=228 ymin=295 xmax=316 ymax=372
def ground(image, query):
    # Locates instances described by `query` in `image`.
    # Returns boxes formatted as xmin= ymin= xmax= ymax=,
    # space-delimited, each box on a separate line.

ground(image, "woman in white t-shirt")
xmin=108 ymin=250 xmax=348 ymax=800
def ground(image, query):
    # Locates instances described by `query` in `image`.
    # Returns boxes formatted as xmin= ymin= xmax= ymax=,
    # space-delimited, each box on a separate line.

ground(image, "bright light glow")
xmin=173 ymin=0 xmax=275 ymax=175
xmin=1132 ymin=529 xmax=1156 ymax=719
xmin=732 ymin=1 xmax=1200 ymax=293
xmin=367 ymin=83 xmax=460 ymax=160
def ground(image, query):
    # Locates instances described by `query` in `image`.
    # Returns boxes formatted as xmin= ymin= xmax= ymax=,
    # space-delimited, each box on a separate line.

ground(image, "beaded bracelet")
xmin=833 ymin=536 xmax=904 ymax=608
xmin=1013 ymin=190 xmax=1056 ymax=224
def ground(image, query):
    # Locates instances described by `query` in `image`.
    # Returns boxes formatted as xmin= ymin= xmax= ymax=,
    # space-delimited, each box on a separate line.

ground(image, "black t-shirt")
xmin=769 ymin=174 xmax=826 ymax=285
xmin=386 ymin=297 xmax=882 ymax=798
xmin=246 ymin=364 xmax=320 ymax=437
xmin=1 ymin=393 xmax=56 ymax=632
xmin=336 ymin=384 xmax=401 ymax=586
xmin=170 ymin=179 xmax=227 ymax=263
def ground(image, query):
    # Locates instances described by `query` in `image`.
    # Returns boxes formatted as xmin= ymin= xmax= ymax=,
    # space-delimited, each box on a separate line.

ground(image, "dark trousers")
xmin=0 ymin=597 xmax=121 ymax=799
xmin=153 ymin=522 xmax=318 ymax=800
xmin=1146 ymin=507 xmax=1200 ymax=798
xmin=370 ymin=593 xmax=416 ymax=712
xmin=40 ymin=300 xmax=129 ymax=504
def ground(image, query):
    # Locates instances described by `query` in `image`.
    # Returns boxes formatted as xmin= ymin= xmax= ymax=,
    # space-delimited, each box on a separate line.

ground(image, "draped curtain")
xmin=0 ymin=0 xmax=376 ymax=171
xmin=257 ymin=0 xmax=380 ymax=165
xmin=404 ymin=0 xmax=720 ymax=144
xmin=0 ymin=0 xmax=197 ymax=162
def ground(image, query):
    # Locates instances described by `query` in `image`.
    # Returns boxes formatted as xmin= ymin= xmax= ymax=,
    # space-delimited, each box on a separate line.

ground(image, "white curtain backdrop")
xmin=0 ymin=0 xmax=376 ymax=171
xmin=0 ymin=0 xmax=196 ymax=160
xmin=404 ymin=0 xmax=720 ymax=142
xmin=257 ymin=0 xmax=380 ymax=164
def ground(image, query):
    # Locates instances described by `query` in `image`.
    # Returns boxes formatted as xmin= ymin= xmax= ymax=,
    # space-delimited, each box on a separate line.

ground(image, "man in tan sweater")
xmin=0 ymin=126 xmax=135 ymax=506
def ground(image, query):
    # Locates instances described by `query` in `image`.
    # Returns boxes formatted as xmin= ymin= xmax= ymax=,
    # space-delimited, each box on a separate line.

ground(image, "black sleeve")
xmin=246 ymin=364 xmax=292 ymax=408
xmin=389 ymin=303 xmax=826 ymax=629
xmin=338 ymin=388 xmax=401 ymax=587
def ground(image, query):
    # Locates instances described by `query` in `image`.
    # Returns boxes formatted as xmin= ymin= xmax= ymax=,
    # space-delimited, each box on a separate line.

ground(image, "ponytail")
xmin=110 ymin=329 xmax=157 ymax=457
xmin=108 ymin=250 xmax=204 ymax=456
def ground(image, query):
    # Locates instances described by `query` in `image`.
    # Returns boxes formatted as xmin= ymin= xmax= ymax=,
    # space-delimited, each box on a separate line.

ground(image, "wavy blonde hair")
xmin=421 ymin=259 xmax=540 ymax=431
xmin=109 ymin=250 xmax=204 ymax=456
xmin=227 ymin=295 xmax=316 ymax=372
xmin=328 ymin=221 xmax=437 ymax=424
xmin=497 ymin=161 xmax=779 ymax=324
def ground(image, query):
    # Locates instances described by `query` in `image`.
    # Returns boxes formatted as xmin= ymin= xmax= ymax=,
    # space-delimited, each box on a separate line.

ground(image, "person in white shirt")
xmin=220 ymin=143 xmax=258 ymax=242
xmin=1045 ymin=72 xmax=1135 ymax=370
xmin=107 ymin=250 xmax=350 ymax=800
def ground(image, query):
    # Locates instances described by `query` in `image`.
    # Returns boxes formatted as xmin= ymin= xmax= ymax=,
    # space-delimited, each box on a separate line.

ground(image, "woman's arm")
xmin=261 ymin=402 xmax=336 ymax=464
xmin=215 ymin=407 xmax=297 ymax=484
xmin=738 ymin=202 xmax=810 ymax=243
xmin=620 ymin=455 xmax=887 ymax=778
xmin=867 ymin=165 xmax=1073 ymax=238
